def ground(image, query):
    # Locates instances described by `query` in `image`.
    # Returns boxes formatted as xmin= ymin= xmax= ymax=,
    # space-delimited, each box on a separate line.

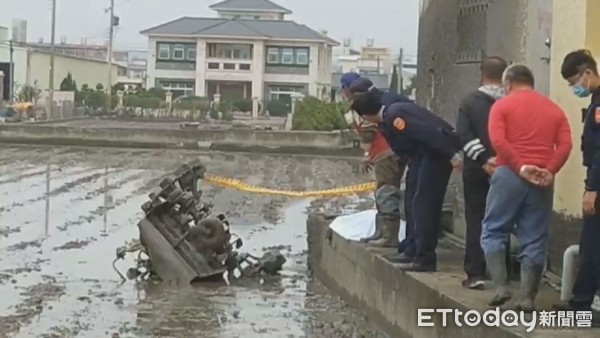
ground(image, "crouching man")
xmin=341 ymin=72 xmax=406 ymax=247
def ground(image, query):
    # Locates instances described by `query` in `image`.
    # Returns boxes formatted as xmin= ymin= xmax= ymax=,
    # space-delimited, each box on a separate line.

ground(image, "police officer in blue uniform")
xmin=346 ymin=77 xmax=417 ymax=257
xmin=351 ymin=83 xmax=462 ymax=272
xmin=558 ymin=50 xmax=600 ymax=321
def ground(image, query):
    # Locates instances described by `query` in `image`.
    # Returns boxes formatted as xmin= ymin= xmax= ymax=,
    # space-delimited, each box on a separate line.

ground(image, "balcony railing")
xmin=205 ymin=59 xmax=252 ymax=72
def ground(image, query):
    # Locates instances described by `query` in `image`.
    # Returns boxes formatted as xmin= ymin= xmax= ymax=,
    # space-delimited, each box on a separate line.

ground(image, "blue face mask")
xmin=572 ymin=84 xmax=591 ymax=98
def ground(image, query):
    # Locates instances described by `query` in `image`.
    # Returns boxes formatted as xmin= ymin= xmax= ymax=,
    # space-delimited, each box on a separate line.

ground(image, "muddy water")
xmin=0 ymin=146 xmax=387 ymax=338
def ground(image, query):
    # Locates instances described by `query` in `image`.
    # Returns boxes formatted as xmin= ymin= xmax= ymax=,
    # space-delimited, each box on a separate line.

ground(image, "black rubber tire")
xmin=193 ymin=218 xmax=227 ymax=251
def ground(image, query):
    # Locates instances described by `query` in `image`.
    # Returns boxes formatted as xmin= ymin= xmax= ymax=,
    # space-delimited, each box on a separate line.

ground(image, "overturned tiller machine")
xmin=114 ymin=162 xmax=286 ymax=284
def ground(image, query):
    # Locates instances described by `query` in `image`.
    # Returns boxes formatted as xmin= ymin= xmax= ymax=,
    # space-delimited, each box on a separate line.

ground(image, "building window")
xmin=267 ymin=47 xmax=279 ymax=64
xmin=269 ymin=86 xmax=303 ymax=101
xmin=187 ymin=47 xmax=196 ymax=60
xmin=157 ymin=42 xmax=196 ymax=62
xmin=208 ymin=43 xmax=252 ymax=59
xmin=456 ymin=0 xmax=488 ymax=63
xmin=281 ymin=48 xmax=294 ymax=64
xmin=173 ymin=45 xmax=185 ymax=60
xmin=223 ymin=63 xmax=236 ymax=70
xmin=208 ymin=62 xmax=220 ymax=69
xmin=266 ymin=46 xmax=310 ymax=66
xmin=254 ymin=16 xmax=260 ymax=19
xmin=239 ymin=64 xmax=251 ymax=71
xmin=158 ymin=44 xmax=170 ymax=60
xmin=295 ymin=48 xmax=308 ymax=65
xmin=156 ymin=80 xmax=195 ymax=98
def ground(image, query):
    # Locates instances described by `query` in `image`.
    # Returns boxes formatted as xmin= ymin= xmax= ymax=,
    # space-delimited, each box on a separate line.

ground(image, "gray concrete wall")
xmin=0 ymin=124 xmax=360 ymax=156
xmin=416 ymin=0 xmax=553 ymax=242
xmin=306 ymin=214 xmax=530 ymax=338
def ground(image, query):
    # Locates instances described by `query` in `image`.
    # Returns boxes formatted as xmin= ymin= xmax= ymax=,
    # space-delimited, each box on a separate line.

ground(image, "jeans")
xmin=481 ymin=166 xmax=553 ymax=266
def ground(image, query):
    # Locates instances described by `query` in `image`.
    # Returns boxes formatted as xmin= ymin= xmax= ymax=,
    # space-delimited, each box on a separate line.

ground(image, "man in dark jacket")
xmin=351 ymin=87 xmax=462 ymax=272
xmin=456 ymin=56 xmax=508 ymax=289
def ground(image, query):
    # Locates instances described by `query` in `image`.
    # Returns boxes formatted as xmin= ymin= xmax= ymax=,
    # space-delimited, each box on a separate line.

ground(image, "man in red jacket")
xmin=481 ymin=64 xmax=572 ymax=312
xmin=340 ymin=73 xmax=406 ymax=247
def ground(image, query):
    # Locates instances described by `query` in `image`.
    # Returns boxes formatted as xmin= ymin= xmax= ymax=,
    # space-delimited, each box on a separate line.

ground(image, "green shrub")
xmin=230 ymin=98 xmax=253 ymax=112
xmin=172 ymin=96 xmax=210 ymax=111
xmin=266 ymin=99 xmax=290 ymax=117
xmin=83 ymin=90 xmax=108 ymax=109
xmin=123 ymin=95 xmax=163 ymax=109
xmin=291 ymin=96 xmax=348 ymax=131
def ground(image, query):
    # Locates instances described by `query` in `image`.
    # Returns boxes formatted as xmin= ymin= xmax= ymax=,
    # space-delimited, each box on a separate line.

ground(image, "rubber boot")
xmin=368 ymin=215 xmax=400 ymax=248
xmin=515 ymin=262 xmax=543 ymax=313
xmin=359 ymin=214 xmax=383 ymax=243
xmin=485 ymin=251 xmax=512 ymax=306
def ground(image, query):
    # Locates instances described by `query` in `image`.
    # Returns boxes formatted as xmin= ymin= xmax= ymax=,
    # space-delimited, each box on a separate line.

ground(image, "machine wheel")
xmin=190 ymin=218 xmax=228 ymax=251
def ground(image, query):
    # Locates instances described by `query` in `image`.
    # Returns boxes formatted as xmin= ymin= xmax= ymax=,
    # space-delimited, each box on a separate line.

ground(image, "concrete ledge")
xmin=25 ymin=117 xmax=89 ymax=125
xmin=306 ymin=214 xmax=599 ymax=338
xmin=0 ymin=123 xmax=359 ymax=156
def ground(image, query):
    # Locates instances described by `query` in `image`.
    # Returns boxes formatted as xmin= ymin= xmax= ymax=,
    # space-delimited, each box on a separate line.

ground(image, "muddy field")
xmin=0 ymin=145 xmax=386 ymax=338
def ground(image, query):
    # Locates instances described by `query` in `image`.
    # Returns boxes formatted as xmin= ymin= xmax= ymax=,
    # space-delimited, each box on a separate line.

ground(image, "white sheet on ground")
xmin=328 ymin=209 xmax=406 ymax=242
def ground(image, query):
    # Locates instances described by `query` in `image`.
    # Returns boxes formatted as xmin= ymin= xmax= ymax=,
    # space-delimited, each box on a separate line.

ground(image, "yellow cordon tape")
xmin=203 ymin=174 xmax=377 ymax=198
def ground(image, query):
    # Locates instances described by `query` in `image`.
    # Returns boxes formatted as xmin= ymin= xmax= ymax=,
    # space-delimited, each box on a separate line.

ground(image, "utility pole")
xmin=107 ymin=0 xmax=115 ymax=114
xmin=398 ymin=48 xmax=404 ymax=95
xmin=48 ymin=0 xmax=56 ymax=120
xmin=9 ymin=39 xmax=14 ymax=103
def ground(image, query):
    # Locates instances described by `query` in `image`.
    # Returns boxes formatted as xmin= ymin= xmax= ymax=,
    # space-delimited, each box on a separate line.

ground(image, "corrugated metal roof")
xmin=209 ymin=0 xmax=292 ymax=14
xmin=141 ymin=17 xmax=339 ymax=45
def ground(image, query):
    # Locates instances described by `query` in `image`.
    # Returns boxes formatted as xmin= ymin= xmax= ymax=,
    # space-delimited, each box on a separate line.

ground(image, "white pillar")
xmin=195 ymin=40 xmax=207 ymax=97
xmin=252 ymin=41 xmax=265 ymax=115
xmin=252 ymin=96 xmax=259 ymax=119
xmin=285 ymin=93 xmax=304 ymax=131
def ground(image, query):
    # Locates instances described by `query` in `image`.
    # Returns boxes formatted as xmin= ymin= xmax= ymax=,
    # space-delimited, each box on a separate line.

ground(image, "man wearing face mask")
xmin=339 ymin=73 xmax=409 ymax=247
xmin=555 ymin=50 xmax=600 ymax=320
xmin=456 ymin=56 xmax=508 ymax=290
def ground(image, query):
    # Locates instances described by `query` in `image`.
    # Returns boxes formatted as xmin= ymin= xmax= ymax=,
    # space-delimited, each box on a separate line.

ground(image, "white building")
xmin=141 ymin=0 xmax=338 ymax=112
xmin=0 ymin=41 xmax=124 ymax=99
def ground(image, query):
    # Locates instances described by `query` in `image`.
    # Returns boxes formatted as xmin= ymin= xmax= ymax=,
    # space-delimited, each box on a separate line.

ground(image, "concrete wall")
xmin=0 ymin=123 xmax=357 ymax=156
xmin=306 ymin=215 xmax=527 ymax=338
xmin=416 ymin=0 xmax=553 ymax=243
xmin=547 ymin=0 xmax=600 ymax=273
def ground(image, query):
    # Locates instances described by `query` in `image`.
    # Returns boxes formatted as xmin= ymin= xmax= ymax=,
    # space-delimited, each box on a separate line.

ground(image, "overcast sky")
xmin=0 ymin=0 xmax=419 ymax=56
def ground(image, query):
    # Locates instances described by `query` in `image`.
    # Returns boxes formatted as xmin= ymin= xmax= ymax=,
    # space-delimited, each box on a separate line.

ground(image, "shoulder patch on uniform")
xmin=595 ymin=107 xmax=600 ymax=123
xmin=393 ymin=117 xmax=406 ymax=131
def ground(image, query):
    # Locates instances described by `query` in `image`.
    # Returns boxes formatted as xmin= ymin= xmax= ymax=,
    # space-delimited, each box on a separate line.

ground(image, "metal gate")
xmin=456 ymin=0 xmax=489 ymax=64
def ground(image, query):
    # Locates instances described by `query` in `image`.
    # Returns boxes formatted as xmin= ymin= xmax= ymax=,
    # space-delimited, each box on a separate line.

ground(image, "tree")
xmin=96 ymin=83 xmax=104 ymax=91
xmin=111 ymin=83 xmax=125 ymax=94
xmin=59 ymin=73 xmax=77 ymax=92
xmin=390 ymin=65 xmax=399 ymax=93
xmin=400 ymin=74 xmax=417 ymax=97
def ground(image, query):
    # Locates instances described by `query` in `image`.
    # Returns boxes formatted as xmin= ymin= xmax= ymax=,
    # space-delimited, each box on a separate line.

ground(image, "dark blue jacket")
xmin=582 ymin=89 xmax=600 ymax=191
xmin=380 ymin=101 xmax=460 ymax=160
